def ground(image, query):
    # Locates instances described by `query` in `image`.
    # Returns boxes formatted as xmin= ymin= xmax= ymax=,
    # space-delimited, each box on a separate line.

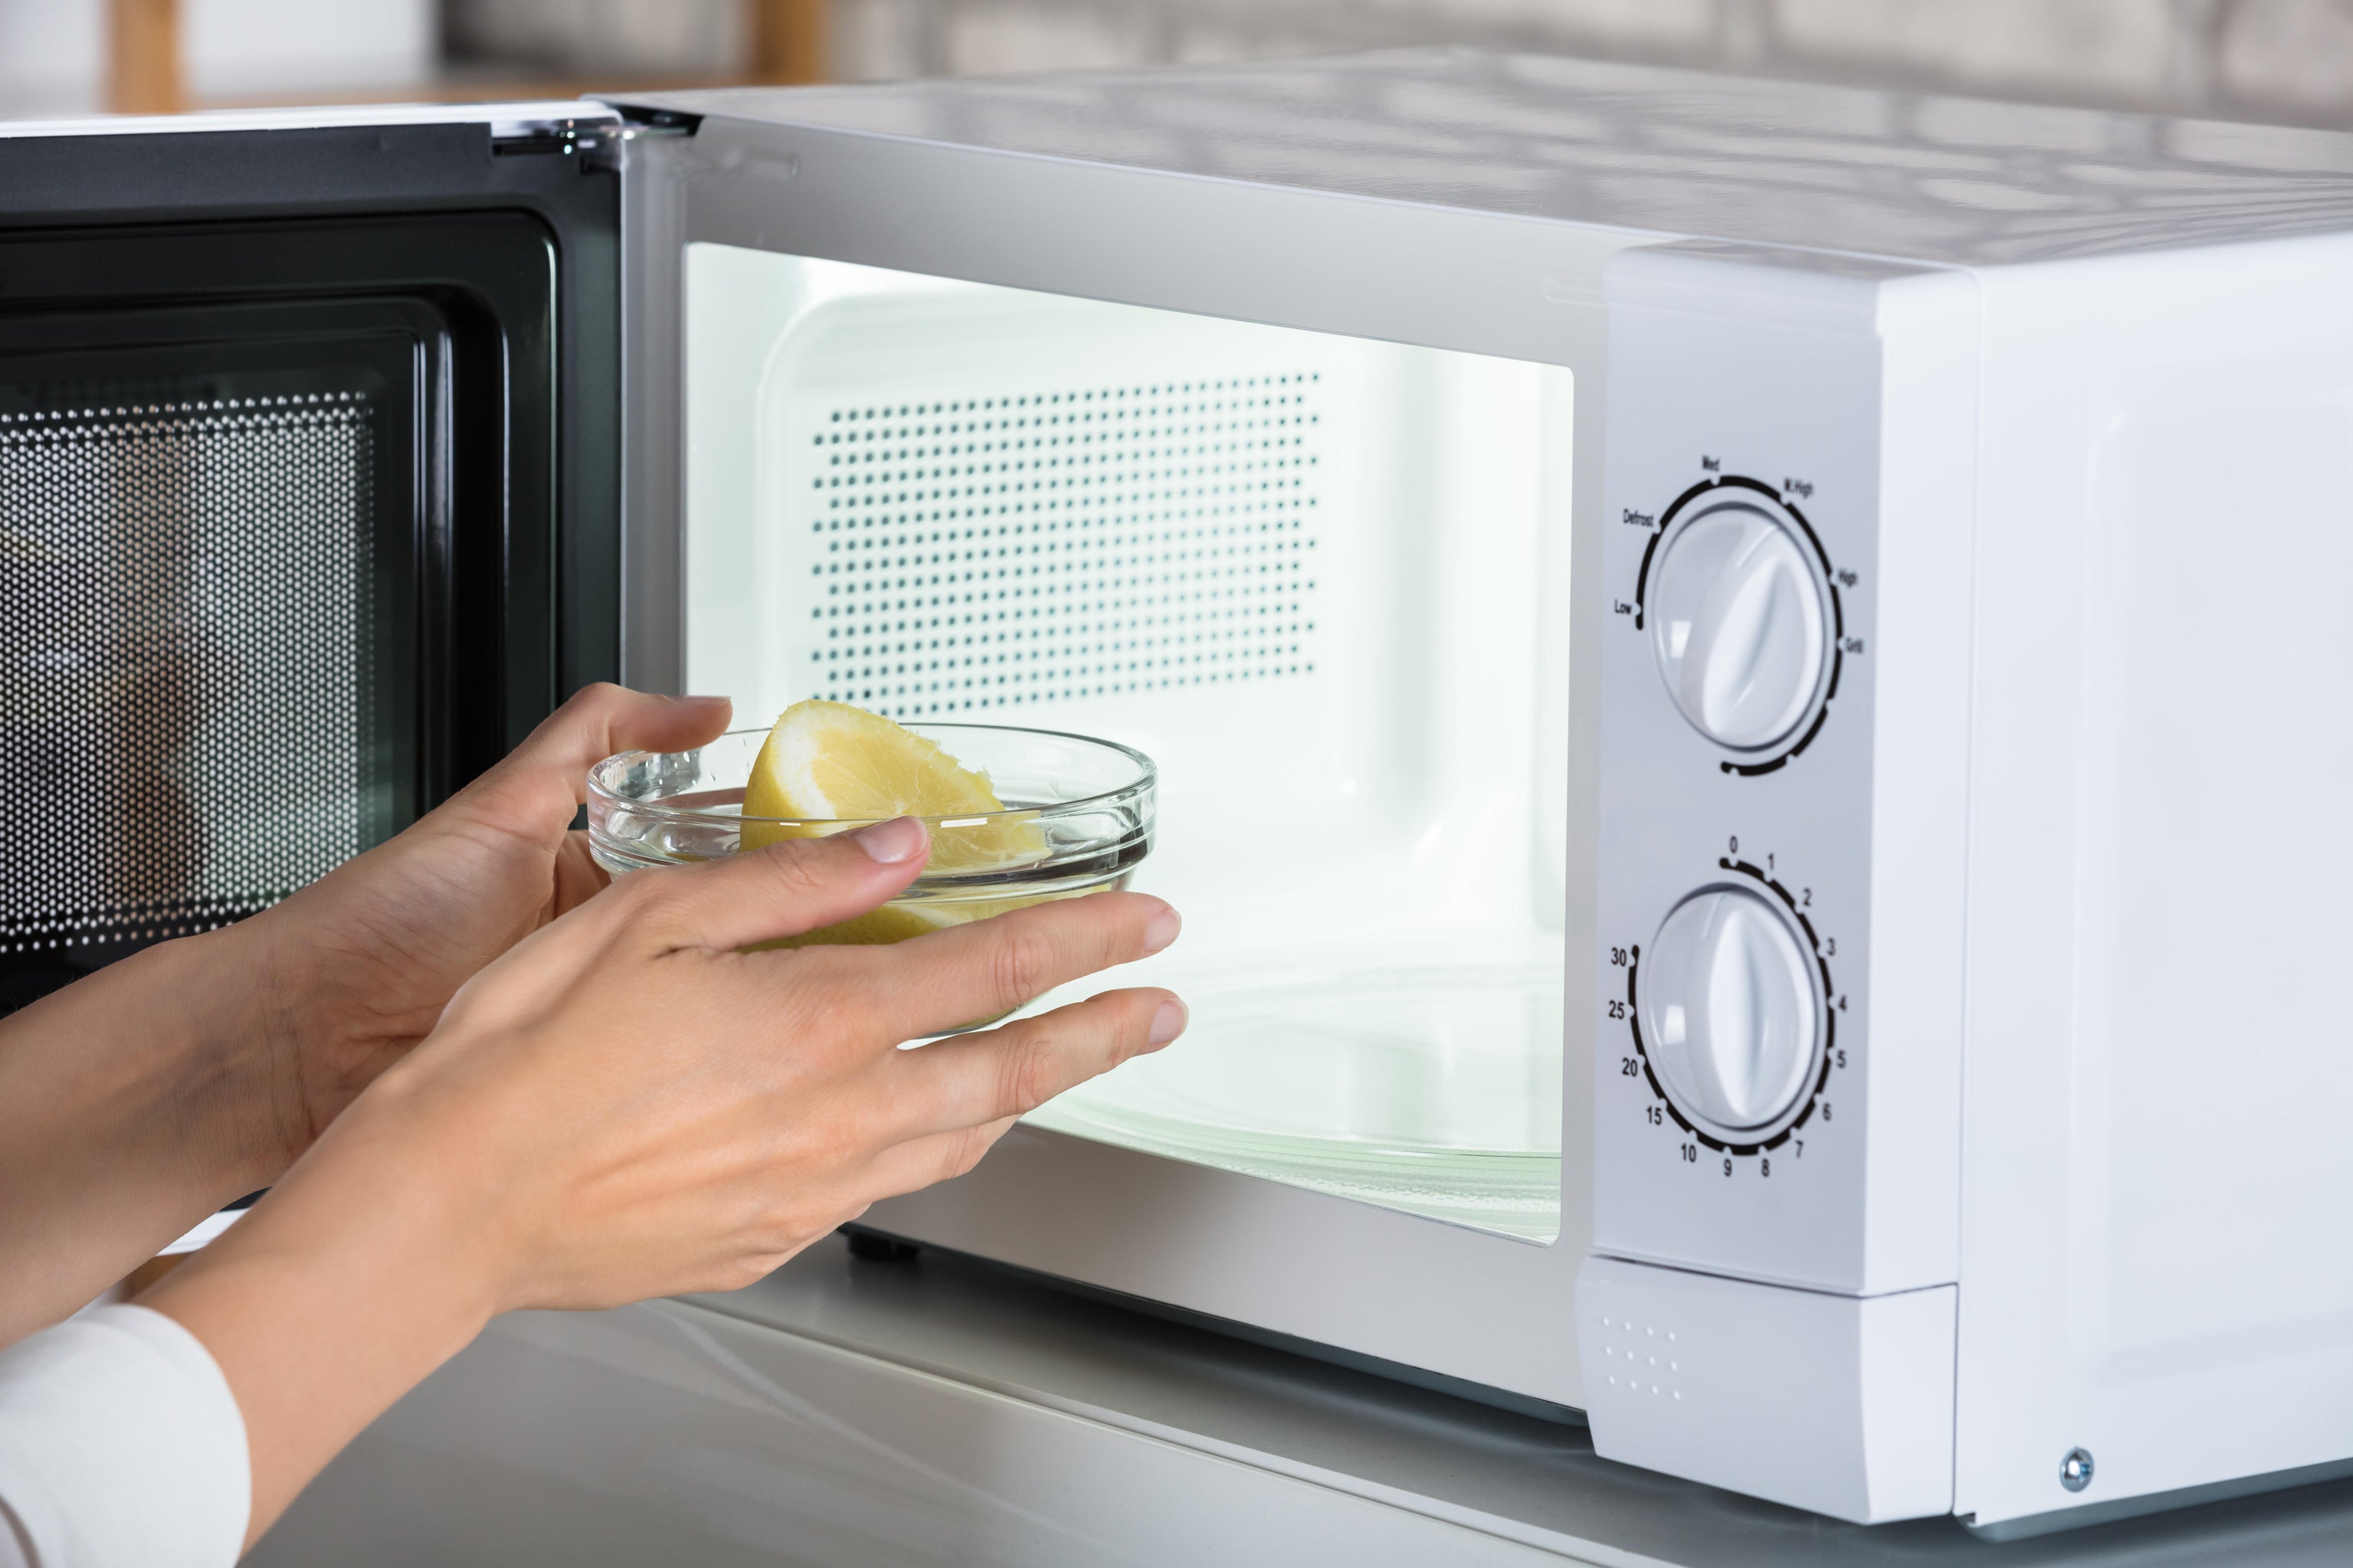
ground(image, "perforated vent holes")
xmin=807 ymin=375 xmax=1322 ymax=717
xmin=0 ymin=394 xmax=373 ymax=954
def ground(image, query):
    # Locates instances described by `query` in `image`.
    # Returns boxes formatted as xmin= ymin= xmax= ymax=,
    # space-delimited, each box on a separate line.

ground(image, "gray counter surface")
xmin=256 ymin=1236 xmax=2353 ymax=1566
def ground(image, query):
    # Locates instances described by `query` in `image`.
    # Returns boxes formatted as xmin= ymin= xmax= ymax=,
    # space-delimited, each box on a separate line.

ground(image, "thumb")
xmin=458 ymin=684 xmax=733 ymax=827
xmin=637 ymin=817 xmax=932 ymax=954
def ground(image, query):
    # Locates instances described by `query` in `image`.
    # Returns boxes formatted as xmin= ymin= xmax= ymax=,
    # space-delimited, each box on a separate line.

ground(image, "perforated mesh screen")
xmin=0 ymin=393 xmax=374 ymax=954
xmin=807 ymin=374 xmax=1322 ymax=718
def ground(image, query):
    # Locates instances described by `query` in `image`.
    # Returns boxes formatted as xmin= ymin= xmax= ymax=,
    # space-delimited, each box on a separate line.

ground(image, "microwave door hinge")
xmin=491 ymin=116 xmax=687 ymax=173
xmin=613 ymin=107 xmax=700 ymax=136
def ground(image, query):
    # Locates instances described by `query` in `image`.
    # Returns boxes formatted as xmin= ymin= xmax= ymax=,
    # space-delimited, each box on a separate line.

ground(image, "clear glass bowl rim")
xmin=586 ymin=721 xmax=1158 ymax=830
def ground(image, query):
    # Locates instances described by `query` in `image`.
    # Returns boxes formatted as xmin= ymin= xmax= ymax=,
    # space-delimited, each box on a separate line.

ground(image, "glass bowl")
xmin=586 ymin=724 xmax=1155 ymax=949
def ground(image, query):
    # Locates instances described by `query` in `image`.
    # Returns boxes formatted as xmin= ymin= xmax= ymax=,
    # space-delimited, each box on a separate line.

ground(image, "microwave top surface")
xmin=621 ymin=47 xmax=2353 ymax=268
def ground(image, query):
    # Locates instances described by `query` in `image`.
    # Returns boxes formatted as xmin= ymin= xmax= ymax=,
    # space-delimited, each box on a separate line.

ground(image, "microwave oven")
xmin=7 ymin=47 xmax=2353 ymax=1541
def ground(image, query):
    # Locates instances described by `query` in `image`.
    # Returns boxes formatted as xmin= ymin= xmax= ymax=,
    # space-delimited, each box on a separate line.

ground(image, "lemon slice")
xmin=739 ymin=700 xmax=1045 ymax=872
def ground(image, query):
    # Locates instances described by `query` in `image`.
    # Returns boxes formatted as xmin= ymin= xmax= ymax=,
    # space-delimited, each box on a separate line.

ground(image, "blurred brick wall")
xmin=444 ymin=0 xmax=746 ymax=71
xmin=829 ymin=0 xmax=2353 ymax=126
xmin=434 ymin=0 xmax=2353 ymax=126
xmin=0 ymin=0 xmax=436 ymax=115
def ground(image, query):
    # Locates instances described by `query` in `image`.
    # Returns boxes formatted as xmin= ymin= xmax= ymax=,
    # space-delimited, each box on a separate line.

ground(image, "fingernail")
xmin=1142 ymin=903 xmax=1181 ymax=954
xmin=1149 ymin=998 xmax=1188 ymax=1046
xmin=678 ymin=693 xmax=730 ymax=707
xmin=852 ymin=816 xmax=926 ymax=865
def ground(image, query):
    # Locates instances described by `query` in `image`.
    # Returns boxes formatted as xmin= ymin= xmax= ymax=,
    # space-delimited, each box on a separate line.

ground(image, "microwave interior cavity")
xmin=683 ymin=244 xmax=1575 ymax=1242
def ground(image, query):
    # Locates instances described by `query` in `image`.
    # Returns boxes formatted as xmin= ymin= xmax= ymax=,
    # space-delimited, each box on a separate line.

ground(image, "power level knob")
xmin=1640 ymin=889 xmax=1821 ymax=1134
xmin=1649 ymin=501 xmax=1830 ymax=751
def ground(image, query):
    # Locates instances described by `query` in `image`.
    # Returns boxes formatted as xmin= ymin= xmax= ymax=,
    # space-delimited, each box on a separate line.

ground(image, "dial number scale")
xmin=1617 ymin=853 xmax=1842 ymax=1167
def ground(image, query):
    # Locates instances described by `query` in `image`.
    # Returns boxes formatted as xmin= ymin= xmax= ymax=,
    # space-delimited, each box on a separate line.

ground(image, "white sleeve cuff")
xmin=0 ymin=1304 xmax=250 ymax=1568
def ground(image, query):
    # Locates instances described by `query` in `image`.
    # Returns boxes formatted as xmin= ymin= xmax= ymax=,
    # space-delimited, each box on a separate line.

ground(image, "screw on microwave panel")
xmin=2059 ymin=1448 xmax=2095 ymax=1493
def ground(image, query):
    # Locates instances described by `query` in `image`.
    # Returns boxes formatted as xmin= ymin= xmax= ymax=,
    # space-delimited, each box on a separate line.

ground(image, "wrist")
xmin=141 ymin=1073 xmax=508 ymax=1549
xmin=149 ymin=1068 xmax=513 ymax=1380
xmin=0 ymin=919 xmax=290 ymax=1341
xmin=219 ymin=895 xmax=405 ymax=1176
xmin=316 ymin=1066 xmax=523 ymax=1321
xmin=101 ymin=921 xmax=294 ymax=1197
xmin=173 ymin=918 xmax=313 ymax=1190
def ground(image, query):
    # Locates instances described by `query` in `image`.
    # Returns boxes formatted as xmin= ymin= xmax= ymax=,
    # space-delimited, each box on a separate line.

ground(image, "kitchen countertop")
xmin=255 ymin=1235 xmax=2353 ymax=1566
xmin=690 ymin=1238 xmax=2353 ymax=1565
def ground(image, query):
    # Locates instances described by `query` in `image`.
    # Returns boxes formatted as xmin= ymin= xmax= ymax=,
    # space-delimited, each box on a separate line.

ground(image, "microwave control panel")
xmin=1593 ymin=244 xmax=1971 ymax=1298
xmin=1618 ymin=476 xmax=1847 ymax=1154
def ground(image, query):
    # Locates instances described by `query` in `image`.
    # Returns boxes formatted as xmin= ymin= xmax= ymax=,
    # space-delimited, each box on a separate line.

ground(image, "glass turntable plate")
xmin=1025 ymin=961 xmax=1564 ymax=1242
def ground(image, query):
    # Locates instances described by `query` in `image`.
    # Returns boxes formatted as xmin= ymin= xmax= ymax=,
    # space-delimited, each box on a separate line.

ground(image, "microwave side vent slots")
xmin=0 ymin=392 xmax=374 ymax=956
xmin=804 ymin=374 xmax=1323 ymax=719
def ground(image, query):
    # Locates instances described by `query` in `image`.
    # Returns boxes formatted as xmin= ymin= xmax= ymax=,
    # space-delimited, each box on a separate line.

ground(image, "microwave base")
xmin=1964 ymin=1455 xmax=2353 ymax=1544
xmin=838 ymin=1224 xmax=1589 ymax=1432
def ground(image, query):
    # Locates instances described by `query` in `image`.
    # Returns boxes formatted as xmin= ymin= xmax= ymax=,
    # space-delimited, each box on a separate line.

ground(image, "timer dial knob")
xmin=1649 ymin=501 xmax=1830 ymax=751
xmin=1640 ymin=889 xmax=1821 ymax=1133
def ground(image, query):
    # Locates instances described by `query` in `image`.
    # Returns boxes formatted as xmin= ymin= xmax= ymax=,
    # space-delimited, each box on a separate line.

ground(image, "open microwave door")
xmin=0 ymin=103 xmax=622 ymax=1011
xmin=613 ymin=88 xmax=1626 ymax=1412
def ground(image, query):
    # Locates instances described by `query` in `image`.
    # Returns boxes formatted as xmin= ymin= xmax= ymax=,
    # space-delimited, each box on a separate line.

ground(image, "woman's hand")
xmin=143 ymin=818 xmax=1185 ymax=1547
xmin=0 ymin=683 xmax=728 ymax=1345
xmin=239 ymin=683 xmax=732 ymax=1173
xmin=346 ymin=813 xmax=1181 ymax=1309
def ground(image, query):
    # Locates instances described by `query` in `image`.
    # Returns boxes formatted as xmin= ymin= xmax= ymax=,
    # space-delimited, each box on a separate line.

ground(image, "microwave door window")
xmin=682 ymin=245 xmax=1574 ymax=1242
xmin=0 ymin=347 xmax=414 ymax=1006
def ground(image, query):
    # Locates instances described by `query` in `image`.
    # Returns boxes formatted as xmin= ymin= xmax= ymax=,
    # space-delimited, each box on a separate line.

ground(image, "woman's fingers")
xmin=635 ymin=818 xmax=930 ymax=954
xmin=463 ymin=683 xmax=734 ymax=826
xmin=847 ymin=891 xmax=1181 ymax=1040
xmin=857 ymin=989 xmax=1188 ymax=1195
xmin=858 ymin=1116 xmax=1021 ymax=1203
xmin=890 ymin=987 xmax=1185 ymax=1138
xmin=543 ymin=685 xmax=734 ymax=804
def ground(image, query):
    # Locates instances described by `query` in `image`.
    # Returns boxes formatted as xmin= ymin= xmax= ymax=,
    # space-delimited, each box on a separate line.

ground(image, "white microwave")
xmin=7 ymin=47 xmax=2353 ymax=1543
